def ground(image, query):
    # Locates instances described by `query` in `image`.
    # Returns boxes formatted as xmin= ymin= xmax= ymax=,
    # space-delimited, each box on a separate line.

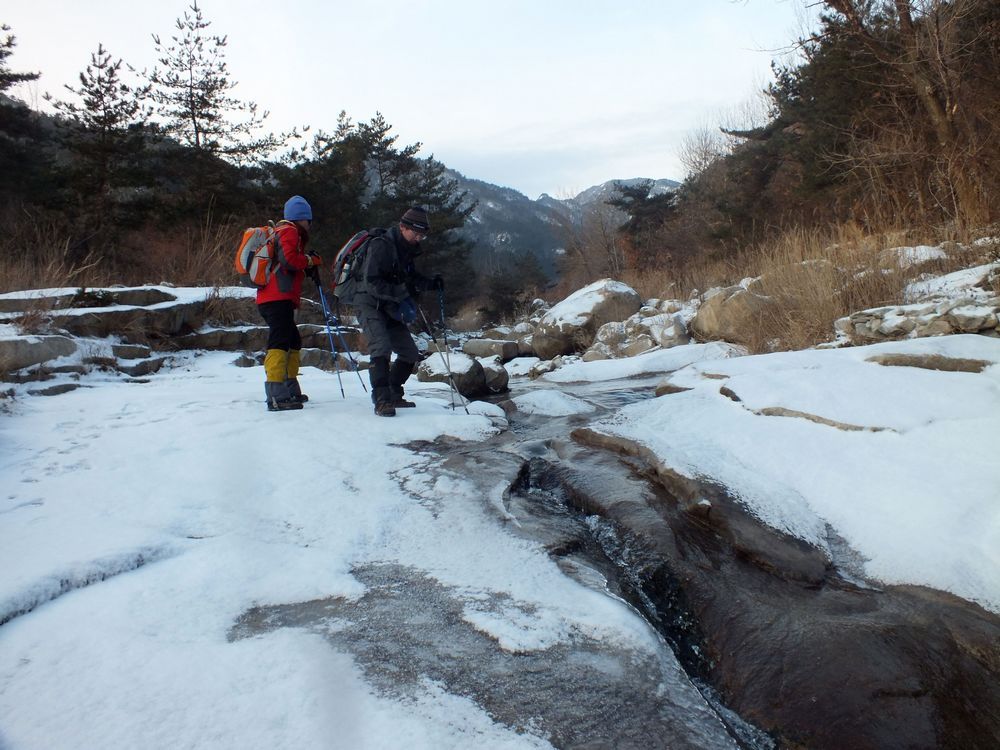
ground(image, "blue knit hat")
xmin=283 ymin=195 xmax=312 ymax=221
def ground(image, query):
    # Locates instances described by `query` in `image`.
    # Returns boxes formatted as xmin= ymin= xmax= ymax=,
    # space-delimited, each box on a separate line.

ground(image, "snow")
xmin=511 ymin=390 xmax=596 ymax=416
xmin=888 ymin=244 xmax=948 ymax=268
xmin=905 ymin=261 xmax=998 ymax=302
xmin=540 ymin=342 xmax=744 ymax=383
xmin=505 ymin=356 xmax=541 ymax=378
xmin=0 ymin=285 xmax=254 ymax=317
xmin=0 ymin=350 xmax=660 ymax=749
xmin=421 ymin=349 xmax=478 ymax=376
xmin=588 ymin=334 xmax=1000 ymax=613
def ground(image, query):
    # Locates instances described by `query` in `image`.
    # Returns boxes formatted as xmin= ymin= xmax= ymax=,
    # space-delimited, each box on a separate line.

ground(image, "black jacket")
xmin=356 ymin=226 xmax=430 ymax=306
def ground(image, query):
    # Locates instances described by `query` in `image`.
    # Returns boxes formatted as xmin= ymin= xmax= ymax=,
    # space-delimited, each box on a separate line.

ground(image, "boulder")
xmin=583 ymin=310 xmax=689 ymax=360
xmin=416 ymin=350 xmax=488 ymax=397
xmin=0 ymin=335 xmax=77 ymax=374
xmin=690 ymin=285 xmax=771 ymax=344
xmin=112 ymin=343 xmax=151 ymax=360
xmin=533 ymin=279 xmax=643 ymax=359
xmin=478 ymin=355 xmax=510 ymax=394
xmin=463 ymin=338 xmax=519 ymax=362
xmin=52 ymin=300 xmax=207 ymax=340
xmin=837 ymin=296 xmax=1000 ymax=344
xmin=516 ymin=336 xmax=535 ymax=357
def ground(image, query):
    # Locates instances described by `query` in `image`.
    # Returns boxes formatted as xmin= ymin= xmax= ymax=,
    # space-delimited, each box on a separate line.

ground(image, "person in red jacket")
xmin=257 ymin=195 xmax=323 ymax=411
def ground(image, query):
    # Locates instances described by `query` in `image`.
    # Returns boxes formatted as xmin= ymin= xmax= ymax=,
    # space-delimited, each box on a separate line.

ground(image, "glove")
xmin=306 ymin=252 xmax=323 ymax=268
xmin=305 ymin=265 xmax=320 ymax=282
xmin=399 ymin=298 xmax=417 ymax=324
xmin=431 ymin=274 xmax=444 ymax=291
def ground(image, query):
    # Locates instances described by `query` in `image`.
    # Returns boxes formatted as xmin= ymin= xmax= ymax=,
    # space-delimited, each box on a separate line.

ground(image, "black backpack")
xmin=329 ymin=228 xmax=386 ymax=301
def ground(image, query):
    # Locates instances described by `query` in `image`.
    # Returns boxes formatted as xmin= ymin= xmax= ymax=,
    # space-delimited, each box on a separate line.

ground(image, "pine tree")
xmin=0 ymin=24 xmax=49 ymax=206
xmin=0 ymin=24 xmax=39 ymax=93
xmin=148 ymin=2 xmax=279 ymax=165
xmin=50 ymin=44 xmax=152 ymax=234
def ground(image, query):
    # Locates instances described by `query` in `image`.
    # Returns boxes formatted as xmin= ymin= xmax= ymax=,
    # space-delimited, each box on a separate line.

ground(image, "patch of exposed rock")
xmin=584 ymin=302 xmax=690 ymax=361
xmin=566 ymin=427 xmax=1000 ymax=750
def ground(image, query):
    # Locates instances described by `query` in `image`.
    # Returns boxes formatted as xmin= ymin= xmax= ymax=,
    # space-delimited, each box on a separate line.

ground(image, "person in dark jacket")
xmin=257 ymin=195 xmax=323 ymax=411
xmin=353 ymin=206 xmax=441 ymax=417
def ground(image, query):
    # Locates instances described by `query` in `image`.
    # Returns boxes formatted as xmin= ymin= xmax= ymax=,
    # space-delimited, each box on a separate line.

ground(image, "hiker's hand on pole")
xmin=306 ymin=252 xmax=323 ymax=281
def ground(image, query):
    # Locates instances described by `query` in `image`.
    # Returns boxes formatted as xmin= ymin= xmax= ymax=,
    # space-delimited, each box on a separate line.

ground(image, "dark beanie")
xmin=400 ymin=206 xmax=431 ymax=233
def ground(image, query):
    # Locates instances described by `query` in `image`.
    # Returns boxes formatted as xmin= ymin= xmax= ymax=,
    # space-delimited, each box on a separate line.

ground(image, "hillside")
xmin=445 ymin=170 xmax=679 ymax=278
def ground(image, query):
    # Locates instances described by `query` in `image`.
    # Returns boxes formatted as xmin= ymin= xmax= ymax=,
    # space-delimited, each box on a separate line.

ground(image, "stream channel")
xmin=232 ymin=373 xmax=1000 ymax=750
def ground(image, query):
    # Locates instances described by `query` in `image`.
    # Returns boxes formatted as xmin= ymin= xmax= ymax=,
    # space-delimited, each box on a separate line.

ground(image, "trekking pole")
xmin=417 ymin=305 xmax=470 ymax=414
xmin=331 ymin=297 xmax=368 ymax=393
xmin=435 ymin=287 xmax=469 ymax=414
xmin=311 ymin=276 xmax=345 ymax=398
xmin=313 ymin=282 xmax=347 ymax=399
xmin=313 ymin=274 xmax=368 ymax=393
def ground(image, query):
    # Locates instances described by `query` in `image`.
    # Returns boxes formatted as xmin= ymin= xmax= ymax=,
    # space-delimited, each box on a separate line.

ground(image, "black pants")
xmin=258 ymin=301 xmax=301 ymax=351
xmin=356 ymin=301 xmax=419 ymax=404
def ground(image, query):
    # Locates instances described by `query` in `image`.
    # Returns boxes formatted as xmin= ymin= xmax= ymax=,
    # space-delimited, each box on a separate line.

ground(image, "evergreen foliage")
xmin=148 ymin=2 xmax=279 ymax=164
xmin=48 ymin=45 xmax=153 ymax=241
xmin=612 ymin=0 xmax=999 ymax=275
xmin=0 ymin=24 xmax=38 ymax=92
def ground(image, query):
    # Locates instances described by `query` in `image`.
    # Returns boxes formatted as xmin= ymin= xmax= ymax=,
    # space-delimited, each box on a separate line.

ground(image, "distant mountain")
xmin=445 ymin=170 xmax=679 ymax=278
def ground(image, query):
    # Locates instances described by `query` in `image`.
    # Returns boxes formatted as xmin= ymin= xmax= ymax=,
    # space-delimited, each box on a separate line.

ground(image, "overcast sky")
xmin=4 ymin=1 xmax=815 ymax=199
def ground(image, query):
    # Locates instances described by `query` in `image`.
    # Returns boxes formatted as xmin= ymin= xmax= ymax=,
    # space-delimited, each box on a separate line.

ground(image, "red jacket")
xmin=256 ymin=221 xmax=310 ymax=307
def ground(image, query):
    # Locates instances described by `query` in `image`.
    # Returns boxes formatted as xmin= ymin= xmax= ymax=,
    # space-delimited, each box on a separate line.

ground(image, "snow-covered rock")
xmin=532 ymin=279 xmax=642 ymax=360
xmin=417 ymin=350 xmax=488 ymax=397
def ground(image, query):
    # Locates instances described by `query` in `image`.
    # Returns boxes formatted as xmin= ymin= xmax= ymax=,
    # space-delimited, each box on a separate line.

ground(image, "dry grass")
xmin=0 ymin=203 xmax=239 ymax=293
xmin=623 ymin=222 xmax=995 ymax=352
xmin=755 ymin=225 xmax=994 ymax=350
xmin=203 ymin=286 xmax=258 ymax=326
xmin=0 ymin=223 xmax=110 ymax=292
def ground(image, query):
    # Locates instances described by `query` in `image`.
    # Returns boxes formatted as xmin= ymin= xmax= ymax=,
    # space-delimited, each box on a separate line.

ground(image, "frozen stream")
xmin=231 ymin=374 xmax=768 ymax=749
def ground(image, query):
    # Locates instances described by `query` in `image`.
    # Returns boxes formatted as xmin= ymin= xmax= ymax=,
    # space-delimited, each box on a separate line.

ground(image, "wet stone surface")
xmin=229 ymin=563 xmax=739 ymax=750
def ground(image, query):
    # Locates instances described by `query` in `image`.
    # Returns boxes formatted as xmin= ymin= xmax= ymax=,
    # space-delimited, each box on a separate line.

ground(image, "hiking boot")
xmin=393 ymin=397 xmax=416 ymax=408
xmin=374 ymin=401 xmax=396 ymax=417
xmin=268 ymin=398 xmax=304 ymax=412
xmin=286 ymin=379 xmax=309 ymax=403
xmin=266 ymin=382 xmax=304 ymax=412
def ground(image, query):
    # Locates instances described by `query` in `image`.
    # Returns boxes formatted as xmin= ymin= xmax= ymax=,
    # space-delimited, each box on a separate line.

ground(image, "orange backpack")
xmin=234 ymin=221 xmax=279 ymax=288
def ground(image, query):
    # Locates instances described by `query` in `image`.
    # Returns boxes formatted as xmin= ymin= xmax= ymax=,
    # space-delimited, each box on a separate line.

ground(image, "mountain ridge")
xmin=444 ymin=170 xmax=680 ymax=277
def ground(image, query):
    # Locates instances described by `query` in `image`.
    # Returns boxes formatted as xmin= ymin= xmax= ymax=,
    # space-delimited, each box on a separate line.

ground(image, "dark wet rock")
xmin=230 ymin=563 xmax=739 ymax=750
xmin=654 ymin=382 xmax=693 ymax=397
xmin=569 ymin=427 xmax=1000 ymax=750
